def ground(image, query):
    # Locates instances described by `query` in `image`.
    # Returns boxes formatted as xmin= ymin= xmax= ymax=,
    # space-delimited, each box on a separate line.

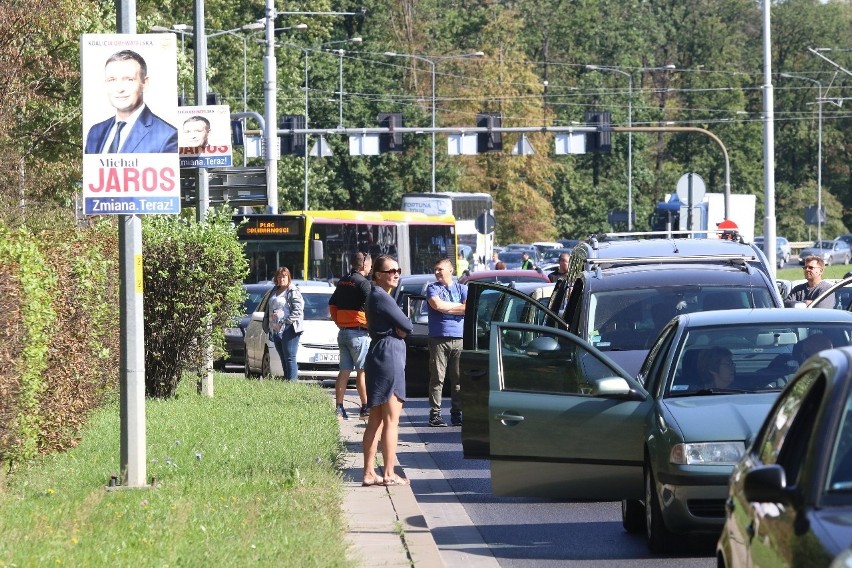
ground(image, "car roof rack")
xmin=593 ymin=230 xmax=744 ymax=240
xmin=587 ymin=254 xmax=757 ymax=269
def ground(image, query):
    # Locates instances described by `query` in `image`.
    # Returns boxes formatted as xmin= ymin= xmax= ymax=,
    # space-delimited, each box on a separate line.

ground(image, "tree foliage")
xmin=0 ymin=0 xmax=849 ymax=243
xmin=141 ymin=210 xmax=248 ymax=398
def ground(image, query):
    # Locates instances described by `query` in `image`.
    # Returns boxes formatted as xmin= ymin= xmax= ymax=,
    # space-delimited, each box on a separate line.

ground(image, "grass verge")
xmin=0 ymin=375 xmax=348 ymax=567
xmin=778 ymin=264 xmax=852 ymax=281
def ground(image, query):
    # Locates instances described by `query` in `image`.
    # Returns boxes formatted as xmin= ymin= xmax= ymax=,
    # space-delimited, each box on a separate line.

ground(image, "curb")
xmin=337 ymin=395 xmax=446 ymax=567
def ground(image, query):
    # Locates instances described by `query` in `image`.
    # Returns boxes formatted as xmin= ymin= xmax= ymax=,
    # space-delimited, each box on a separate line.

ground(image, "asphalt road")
xmin=399 ymin=397 xmax=716 ymax=567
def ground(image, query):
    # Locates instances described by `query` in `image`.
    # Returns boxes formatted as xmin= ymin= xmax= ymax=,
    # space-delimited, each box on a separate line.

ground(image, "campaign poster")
xmin=81 ymin=33 xmax=180 ymax=215
xmin=178 ymin=105 xmax=233 ymax=168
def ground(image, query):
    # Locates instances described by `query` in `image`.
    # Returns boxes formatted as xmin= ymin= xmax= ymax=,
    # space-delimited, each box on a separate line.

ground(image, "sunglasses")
xmin=376 ymin=268 xmax=402 ymax=275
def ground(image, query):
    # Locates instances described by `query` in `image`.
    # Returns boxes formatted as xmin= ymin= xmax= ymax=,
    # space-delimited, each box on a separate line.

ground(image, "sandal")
xmin=382 ymin=476 xmax=410 ymax=486
xmin=361 ymin=477 xmax=383 ymax=487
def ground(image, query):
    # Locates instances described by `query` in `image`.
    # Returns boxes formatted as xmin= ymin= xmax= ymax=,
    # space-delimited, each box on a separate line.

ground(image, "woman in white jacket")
xmin=263 ymin=266 xmax=304 ymax=380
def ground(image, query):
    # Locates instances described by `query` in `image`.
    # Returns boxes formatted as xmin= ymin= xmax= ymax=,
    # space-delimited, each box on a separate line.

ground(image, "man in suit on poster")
xmin=84 ymin=49 xmax=178 ymax=154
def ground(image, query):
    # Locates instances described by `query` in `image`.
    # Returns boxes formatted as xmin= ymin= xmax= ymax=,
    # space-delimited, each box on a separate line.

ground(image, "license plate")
xmin=314 ymin=352 xmax=339 ymax=363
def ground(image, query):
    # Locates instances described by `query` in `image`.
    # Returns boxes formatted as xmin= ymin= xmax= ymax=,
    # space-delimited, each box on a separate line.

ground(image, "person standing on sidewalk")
xmin=263 ymin=266 xmax=304 ymax=381
xmin=329 ymin=252 xmax=372 ymax=420
xmin=362 ymin=255 xmax=414 ymax=487
xmin=426 ymin=258 xmax=468 ymax=427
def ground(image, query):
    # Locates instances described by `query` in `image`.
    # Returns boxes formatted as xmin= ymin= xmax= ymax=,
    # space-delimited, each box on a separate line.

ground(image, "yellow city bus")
xmin=235 ymin=210 xmax=457 ymax=282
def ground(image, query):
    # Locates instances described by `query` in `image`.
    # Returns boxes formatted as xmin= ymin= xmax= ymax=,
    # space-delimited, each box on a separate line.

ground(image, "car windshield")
xmin=302 ymin=292 xmax=332 ymax=321
xmin=816 ymin=241 xmax=834 ymax=249
xmin=666 ymin=324 xmax=850 ymax=397
xmin=588 ymin=287 xmax=776 ymax=352
xmin=500 ymin=252 xmax=525 ymax=263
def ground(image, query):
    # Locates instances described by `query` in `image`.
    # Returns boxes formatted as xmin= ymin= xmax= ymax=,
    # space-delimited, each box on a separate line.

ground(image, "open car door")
xmin=487 ymin=322 xmax=650 ymax=500
xmin=460 ymin=281 xmax=566 ymax=458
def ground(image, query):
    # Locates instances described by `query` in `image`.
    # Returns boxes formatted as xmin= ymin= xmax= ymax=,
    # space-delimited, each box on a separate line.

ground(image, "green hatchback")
xmin=459 ymin=282 xmax=852 ymax=552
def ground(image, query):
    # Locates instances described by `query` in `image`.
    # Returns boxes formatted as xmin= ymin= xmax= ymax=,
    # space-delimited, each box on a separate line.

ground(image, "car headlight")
xmin=670 ymin=442 xmax=745 ymax=465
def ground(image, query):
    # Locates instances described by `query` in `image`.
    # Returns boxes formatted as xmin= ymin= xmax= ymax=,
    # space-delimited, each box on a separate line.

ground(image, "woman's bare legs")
xmin=362 ymin=406 xmax=384 ymax=485
xmin=381 ymin=395 xmax=405 ymax=484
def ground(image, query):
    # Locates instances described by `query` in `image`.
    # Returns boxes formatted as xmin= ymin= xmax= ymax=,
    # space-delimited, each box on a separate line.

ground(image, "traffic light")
xmin=584 ymin=111 xmax=612 ymax=153
xmin=476 ymin=112 xmax=502 ymax=153
xmin=377 ymin=112 xmax=404 ymax=152
xmin=279 ymin=114 xmax=306 ymax=155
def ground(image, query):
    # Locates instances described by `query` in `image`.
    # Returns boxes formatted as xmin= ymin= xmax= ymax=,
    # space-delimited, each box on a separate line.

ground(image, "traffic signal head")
xmin=584 ymin=111 xmax=612 ymax=153
xmin=377 ymin=112 xmax=404 ymax=152
xmin=279 ymin=114 xmax=306 ymax=155
xmin=476 ymin=112 xmax=502 ymax=153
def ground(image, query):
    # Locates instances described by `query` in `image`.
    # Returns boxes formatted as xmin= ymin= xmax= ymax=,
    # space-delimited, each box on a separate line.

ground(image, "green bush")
xmin=142 ymin=209 xmax=248 ymax=398
xmin=0 ymin=211 xmax=120 ymax=466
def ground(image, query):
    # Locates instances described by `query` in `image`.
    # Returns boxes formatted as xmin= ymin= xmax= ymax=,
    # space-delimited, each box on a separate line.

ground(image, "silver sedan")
xmin=799 ymin=240 xmax=852 ymax=266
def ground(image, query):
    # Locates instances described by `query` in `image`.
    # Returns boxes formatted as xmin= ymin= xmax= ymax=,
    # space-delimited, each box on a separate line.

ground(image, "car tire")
xmin=621 ymin=499 xmax=645 ymax=534
xmin=645 ymin=461 xmax=676 ymax=553
xmin=261 ymin=347 xmax=272 ymax=377
xmin=826 ymin=256 xmax=833 ymax=267
xmin=244 ymin=357 xmax=258 ymax=379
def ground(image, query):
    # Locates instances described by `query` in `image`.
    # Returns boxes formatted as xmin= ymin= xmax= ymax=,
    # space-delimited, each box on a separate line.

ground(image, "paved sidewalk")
xmin=336 ymin=395 xmax=446 ymax=567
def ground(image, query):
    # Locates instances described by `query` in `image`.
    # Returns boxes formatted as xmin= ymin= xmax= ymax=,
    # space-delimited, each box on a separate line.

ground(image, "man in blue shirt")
xmin=426 ymin=258 xmax=468 ymax=427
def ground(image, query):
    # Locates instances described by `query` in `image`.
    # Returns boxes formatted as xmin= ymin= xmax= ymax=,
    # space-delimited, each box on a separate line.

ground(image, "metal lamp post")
xmin=781 ymin=72 xmax=824 ymax=241
xmin=384 ymin=51 xmax=484 ymax=193
xmin=207 ymin=22 xmax=266 ymax=112
xmin=585 ymin=65 xmax=633 ymax=230
xmin=318 ymin=37 xmax=363 ymax=128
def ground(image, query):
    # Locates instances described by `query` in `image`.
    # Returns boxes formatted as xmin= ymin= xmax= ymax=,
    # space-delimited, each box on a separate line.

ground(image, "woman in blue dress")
xmin=362 ymin=255 xmax=413 ymax=487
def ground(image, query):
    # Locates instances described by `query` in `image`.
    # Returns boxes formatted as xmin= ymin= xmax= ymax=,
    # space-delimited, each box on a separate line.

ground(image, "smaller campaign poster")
xmin=80 ymin=33 xmax=180 ymax=215
xmin=178 ymin=105 xmax=234 ymax=168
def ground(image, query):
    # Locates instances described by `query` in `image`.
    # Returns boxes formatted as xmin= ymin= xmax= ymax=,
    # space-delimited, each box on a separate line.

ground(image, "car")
xmin=243 ymin=282 xmax=352 ymax=381
xmin=540 ymin=247 xmax=573 ymax=265
xmin=754 ymin=235 xmax=792 ymax=268
xmin=393 ymin=274 xmax=553 ymax=396
xmin=717 ymin=345 xmax=852 ymax=567
xmin=458 ymin=298 xmax=852 ymax=553
xmin=496 ymin=250 xmax=532 ymax=269
xmin=216 ymin=282 xmax=275 ymax=370
xmin=459 ymin=269 xmax=549 ymax=285
xmin=540 ymin=235 xmax=783 ymax=376
xmin=809 ymin=276 xmax=852 ymax=311
xmin=799 ymin=239 xmax=852 ymax=266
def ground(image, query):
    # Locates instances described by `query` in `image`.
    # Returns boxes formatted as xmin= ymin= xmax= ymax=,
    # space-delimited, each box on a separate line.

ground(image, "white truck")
xmin=651 ymin=192 xmax=756 ymax=243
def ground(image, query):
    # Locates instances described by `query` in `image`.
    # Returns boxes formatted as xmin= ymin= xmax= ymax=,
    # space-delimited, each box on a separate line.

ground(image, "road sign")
xmin=676 ymin=173 xmax=706 ymax=206
xmin=475 ymin=211 xmax=496 ymax=234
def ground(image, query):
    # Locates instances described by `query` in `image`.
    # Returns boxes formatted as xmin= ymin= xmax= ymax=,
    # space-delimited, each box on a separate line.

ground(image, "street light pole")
xmin=585 ymin=65 xmax=633 ymax=230
xmin=384 ymin=51 xmax=484 ymax=193
xmin=317 ymin=38 xmax=362 ymax=129
xmin=781 ymin=73 xmax=824 ymax=241
xmin=207 ymin=23 xmax=265 ymax=113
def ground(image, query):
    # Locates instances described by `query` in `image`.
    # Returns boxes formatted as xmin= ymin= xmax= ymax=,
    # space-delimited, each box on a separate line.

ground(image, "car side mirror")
xmin=592 ymin=377 xmax=646 ymax=400
xmin=743 ymin=464 xmax=793 ymax=504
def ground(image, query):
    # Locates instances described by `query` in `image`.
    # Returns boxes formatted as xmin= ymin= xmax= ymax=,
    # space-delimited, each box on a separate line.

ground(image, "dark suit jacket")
xmin=85 ymin=105 xmax=178 ymax=154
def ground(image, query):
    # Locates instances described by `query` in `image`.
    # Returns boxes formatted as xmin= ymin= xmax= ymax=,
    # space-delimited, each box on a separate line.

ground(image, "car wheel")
xmin=621 ymin=499 xmax=645 ymax=534
xmin=261 ymin=347 xmax=272 ymax=377
xmin=826 ymin=256 xmax=833 ymax=266
xmin=777 ymin=255 xmax=785 ymax=269
xmin=645 ymin=460 xmax=676 ymax=553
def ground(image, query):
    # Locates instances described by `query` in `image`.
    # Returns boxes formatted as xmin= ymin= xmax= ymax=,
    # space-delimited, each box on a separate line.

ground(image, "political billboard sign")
xmin=178 ymin=105 xmax=234 ymax=168
xmin=81 ymin=33 xmax=180 ymax=215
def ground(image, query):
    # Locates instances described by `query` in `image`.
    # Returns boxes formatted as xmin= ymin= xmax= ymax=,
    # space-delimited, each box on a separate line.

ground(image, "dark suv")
xmin=546 ymin=235 xmax=781 ymax=374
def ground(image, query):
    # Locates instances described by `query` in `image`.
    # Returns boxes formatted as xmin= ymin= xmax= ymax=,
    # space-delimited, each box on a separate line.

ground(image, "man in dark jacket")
xmin=548 ymin=253 xmax=571 ymax=282
xmin=329 ymin=252 xmax=372 ymax=419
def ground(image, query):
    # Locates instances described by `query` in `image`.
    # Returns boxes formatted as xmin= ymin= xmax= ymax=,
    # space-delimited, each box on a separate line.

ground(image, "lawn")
xmin=0 ymin=375 xmax=349 ymax=567
xmin=777 ymin=263 xmax=852 ymax=281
